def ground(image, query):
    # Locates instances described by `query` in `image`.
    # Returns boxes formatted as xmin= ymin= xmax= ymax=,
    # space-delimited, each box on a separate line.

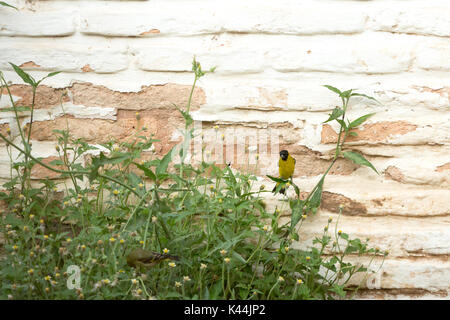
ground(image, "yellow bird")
xmin=272 ymin=150 xmax=296 ymax=194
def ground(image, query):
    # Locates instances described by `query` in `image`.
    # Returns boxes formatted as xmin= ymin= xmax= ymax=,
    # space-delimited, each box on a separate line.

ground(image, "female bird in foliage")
xmin=126 ymin=248 xmax=179 ymax=270
xmin=272 ymin=150 xmax=296 ymax=194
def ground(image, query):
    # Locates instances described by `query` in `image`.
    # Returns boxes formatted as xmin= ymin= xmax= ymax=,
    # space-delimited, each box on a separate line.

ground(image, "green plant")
xmin=0 ymin=60 xmax=386 ymax=300
xmin=268 ymin=85 xmax=379 ymax=238
xmin=0 ymin=1 xmax=17 ymax=10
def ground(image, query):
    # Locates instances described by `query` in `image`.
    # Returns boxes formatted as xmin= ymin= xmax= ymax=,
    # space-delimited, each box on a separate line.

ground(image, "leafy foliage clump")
xmin=0 ymin=61 xmax=386 ymax=300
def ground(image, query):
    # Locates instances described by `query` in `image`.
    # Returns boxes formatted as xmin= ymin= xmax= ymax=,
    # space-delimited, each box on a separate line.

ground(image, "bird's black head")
xmin=280 ymin=150 xmax=289 ymax=161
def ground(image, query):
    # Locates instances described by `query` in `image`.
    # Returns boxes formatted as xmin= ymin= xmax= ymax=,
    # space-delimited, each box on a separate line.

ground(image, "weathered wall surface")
xmin=1 ymin=0 xmax=449 ymax=299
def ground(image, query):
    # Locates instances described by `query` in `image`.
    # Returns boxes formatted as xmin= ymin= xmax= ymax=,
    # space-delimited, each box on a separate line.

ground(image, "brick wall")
xmin=1 ymin=0 xmax=449 ymax=299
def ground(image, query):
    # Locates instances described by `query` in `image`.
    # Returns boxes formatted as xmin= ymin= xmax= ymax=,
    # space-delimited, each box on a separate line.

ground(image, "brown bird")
xmin=126 ymin=248 xmax=179 ymax=269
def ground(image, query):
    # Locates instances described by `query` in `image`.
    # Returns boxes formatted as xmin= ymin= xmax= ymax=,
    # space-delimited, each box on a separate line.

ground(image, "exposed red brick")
xmin=320 ymin=191 xmax=368 ymax=215
xmin=19 ymin=61 xmax=41 ymax=68
xmin=140 ymin=29 xmax=161 ymax=35
xmin=0 ymin=123 xmax=11 ymax=143
xmin=321 ymin=121 xmax=418 ymax=144
xmin=81 ymin=64 xmax=94 ymax=72
xmin=30 ymin=156 xmax=65 ymax=180
xmin=1 ymin=84 xmax=69 ymax=110
xmin=70 ymin=82 xmax=206 ymax=111
xmin=247 ymin=87 xmax=288 ymax=109
xmin=435 ymin=162 xmax=450 ymax=172
xmin=385 ymin=165 xmax=406 ymax=183
xmin=30 ymin=108 xmax=185 ymax=155
xmin=412 ymin=85 xmax=450 ymax=98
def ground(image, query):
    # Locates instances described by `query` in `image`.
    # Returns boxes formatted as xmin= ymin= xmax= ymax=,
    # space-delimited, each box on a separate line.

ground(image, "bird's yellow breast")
xmin=279 ymin=155 xmax=295 ymax=180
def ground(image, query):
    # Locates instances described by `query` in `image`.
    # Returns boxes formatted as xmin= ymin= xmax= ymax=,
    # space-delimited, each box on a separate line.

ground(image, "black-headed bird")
xmin=126 ymin=248 xmax=179 ymax=269
xmin=272 ymin=150 xmax=296 ymax=194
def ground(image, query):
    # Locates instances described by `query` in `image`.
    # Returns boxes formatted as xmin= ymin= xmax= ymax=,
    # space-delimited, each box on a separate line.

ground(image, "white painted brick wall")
xmin=1 ymin=0 xmax=450 ymax=299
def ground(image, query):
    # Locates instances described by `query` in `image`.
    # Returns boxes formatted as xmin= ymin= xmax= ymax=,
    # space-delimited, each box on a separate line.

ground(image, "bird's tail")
xmin=163 ymin=253 xmax=180 ymax=261
xmin=272 ymin=182 xmax=286 ymax=195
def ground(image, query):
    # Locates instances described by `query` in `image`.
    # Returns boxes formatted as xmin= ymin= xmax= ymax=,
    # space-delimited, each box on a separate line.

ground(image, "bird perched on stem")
xmin=272 ymin=150 xmax=296 ymax=194
xmin=126 ymin=248 xmax=179 ymax=269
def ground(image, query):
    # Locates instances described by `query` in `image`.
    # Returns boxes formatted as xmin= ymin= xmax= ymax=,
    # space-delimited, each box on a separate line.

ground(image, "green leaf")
xmin=330 ymin=285 xmax=347 ymax=298
xmin=0 ymin=2 xmax=17 ymax=9
xmin=323 ymin=107 xmax=344 ymax=123
xmin=293 ymin=183 xmax=300 ymax=198
xmin=9 ymin=63 xmax=35 ymax=86
xmin=340 ymin=89 xmax=353 ymax=99
xmin=36 ymin=71 xmax=61 ymax=85
xmin=232 ymin=251 xmax=246 ymax=264
xmin=323 ymin=85 xmax=342 ymax=96
xmin=350 ymin=93 xmax=380 ymax=103
xmin=336 ymin=119 xmax=347 ymax=131
xmin=46 ymin=71 xmax=61 ymax=78
xmin=135 ymin=163 xmax=156 ymax=181
xmin=348 ymin=113 xmax=375 ymax=129
xmin=173 ymin=103 xmax=193 ymax=127
xmin=203 ymin=286 xmax=210 ymax=300
xmin=266 ymin=175 xmax=287 ymax=183
xmin=290 ymin=206 xmax=304 ymax=232
xmin=343 ymin=151 xmax=378 ymax=174
xmin=156 ymin=146 xmax=175 ymax=176
xmin=309 ymin=178 xmax=324 ymax=209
